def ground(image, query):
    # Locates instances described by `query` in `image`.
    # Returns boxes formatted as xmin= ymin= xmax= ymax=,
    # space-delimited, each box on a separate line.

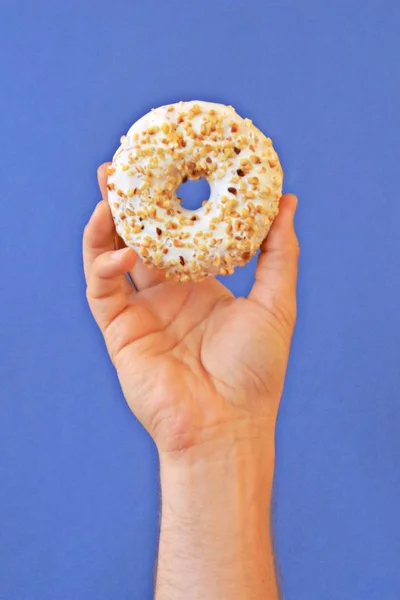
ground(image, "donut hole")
xmin=176 ymin=177 xmax=211 ymax=211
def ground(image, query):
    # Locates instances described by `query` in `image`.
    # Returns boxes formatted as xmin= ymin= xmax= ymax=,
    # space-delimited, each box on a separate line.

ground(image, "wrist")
xmin=156 ymin=418 xmax=278 ymax=599
xmin=159 ymin=420 xmax=276 ymax=531
xmin=158 ymin=413 xmax=277 ymax=468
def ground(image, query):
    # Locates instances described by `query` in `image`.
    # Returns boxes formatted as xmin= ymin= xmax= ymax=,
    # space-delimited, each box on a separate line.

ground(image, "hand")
xmin=83 ymin=163 xmax=299 ymax=455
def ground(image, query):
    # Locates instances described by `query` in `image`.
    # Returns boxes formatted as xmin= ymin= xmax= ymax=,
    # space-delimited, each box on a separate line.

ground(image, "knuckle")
xmin=289 ymin=228 xmax=300 ymax=256
xmin=278 ymin=243 xmax=299 ymax=265
xmin=268 ymin=296 xmax=297 ymax=331
xmin=83 ymin=223 xmax=92 ymax=243
xmin=286 ymin=235 xmax=300 ymax=261
xmin=85 ymin=285 xmax=95 ymax=306
xmin=294 ymin=238 xmax=300 ymax=259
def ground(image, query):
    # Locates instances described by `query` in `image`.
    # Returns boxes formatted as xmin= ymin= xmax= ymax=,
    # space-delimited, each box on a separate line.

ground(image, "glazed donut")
xmin=107 ymin=101 xmax=283 ymax=282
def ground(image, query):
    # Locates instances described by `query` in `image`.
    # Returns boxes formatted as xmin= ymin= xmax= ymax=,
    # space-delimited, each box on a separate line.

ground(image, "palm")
xmin=102 ymin=276 xmax=291 ymax=450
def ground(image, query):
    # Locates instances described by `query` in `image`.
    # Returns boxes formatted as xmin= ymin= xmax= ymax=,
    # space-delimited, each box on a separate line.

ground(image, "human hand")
xmin=83 ymin=163 xmax=299 ymax=456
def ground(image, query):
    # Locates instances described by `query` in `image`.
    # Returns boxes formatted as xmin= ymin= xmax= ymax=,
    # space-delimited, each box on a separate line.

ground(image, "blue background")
xmin=1 ymin=1 xmax=400 ymax=598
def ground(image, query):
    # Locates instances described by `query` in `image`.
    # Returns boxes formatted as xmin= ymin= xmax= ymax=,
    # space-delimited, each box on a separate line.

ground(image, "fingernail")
xmin=111 ymin=247 xmax=131 ymax=260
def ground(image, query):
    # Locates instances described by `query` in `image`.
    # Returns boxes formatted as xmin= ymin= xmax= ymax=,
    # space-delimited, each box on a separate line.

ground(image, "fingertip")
xmin=280 ymin=193 xmax=298 ymax=216
xmin=111 ymin=246 xmax=136 ymax=264
xmin=91 ymin=248 xmax=135 ymax=281
xmin=97 ymin=162 xmax=110 ymax=178
xmin=94 ymin=199 xmax=105 ymax=213
xmin=124 ymin=247 xmax=138 ymax=270
xmin=114 ymin=246 xmax=138 ymax=274
xmin=97 ymin=162 xmax=111 ymax=197
xmin=271 ymin=193 xmax=298 ymax=232
xmin=260 ymin=193 xmax=299 ymax=255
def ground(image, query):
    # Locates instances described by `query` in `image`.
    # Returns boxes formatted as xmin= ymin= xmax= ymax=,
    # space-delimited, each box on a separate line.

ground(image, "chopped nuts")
xmin=109 ymin=101 xmax=280 ymax=282
xmin=166 ymin=221 xmax=178 ymax=230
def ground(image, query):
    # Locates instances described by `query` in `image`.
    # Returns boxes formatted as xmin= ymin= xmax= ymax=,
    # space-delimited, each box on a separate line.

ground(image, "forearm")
xmin=155 ymin=421 xmax=279 ymax=600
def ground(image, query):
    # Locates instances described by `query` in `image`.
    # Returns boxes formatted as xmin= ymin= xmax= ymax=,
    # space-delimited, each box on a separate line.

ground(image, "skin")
xmin=83 ymin=163 xmax=299 ymax=599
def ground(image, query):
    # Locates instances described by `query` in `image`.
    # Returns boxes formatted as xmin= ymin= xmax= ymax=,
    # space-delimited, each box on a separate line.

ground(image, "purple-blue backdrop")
xmin=1 ymin=1 xmax=399 ymax=598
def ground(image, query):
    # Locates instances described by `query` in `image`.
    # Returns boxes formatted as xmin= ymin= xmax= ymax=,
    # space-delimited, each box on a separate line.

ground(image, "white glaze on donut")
xmin=107 ymin=101 xmax=283 ymax=282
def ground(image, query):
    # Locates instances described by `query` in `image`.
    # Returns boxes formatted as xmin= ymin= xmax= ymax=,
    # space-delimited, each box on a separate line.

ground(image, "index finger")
xmin=82 ymin=197 xmax=116 ymax=283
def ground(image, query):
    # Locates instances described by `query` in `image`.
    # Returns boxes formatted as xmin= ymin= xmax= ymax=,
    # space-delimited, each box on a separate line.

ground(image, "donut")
xmin=107 ymin=101 xmax=283 ymax=282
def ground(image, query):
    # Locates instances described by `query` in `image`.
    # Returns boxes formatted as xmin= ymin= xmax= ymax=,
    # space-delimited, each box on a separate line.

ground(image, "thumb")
xmin=249 ymin=193 xmax=299 ymax=329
